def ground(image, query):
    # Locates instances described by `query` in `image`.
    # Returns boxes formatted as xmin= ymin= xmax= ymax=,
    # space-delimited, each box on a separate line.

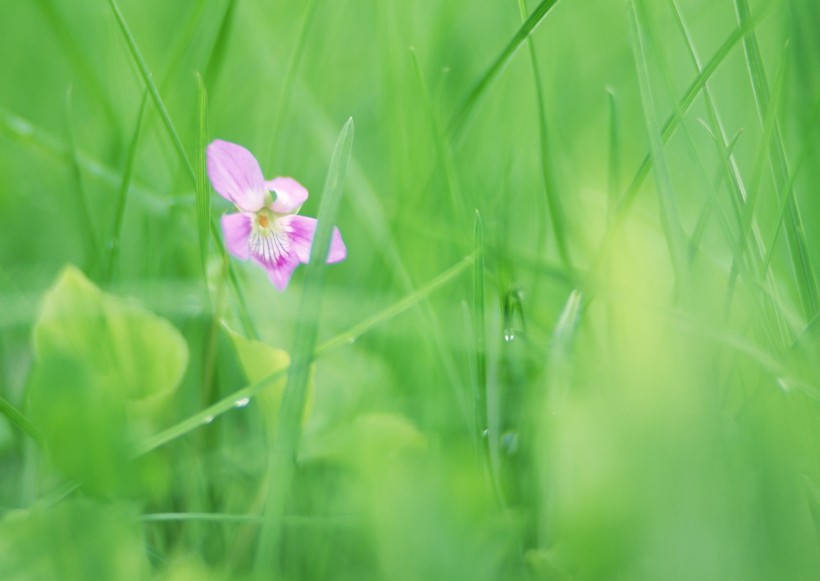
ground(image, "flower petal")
xmin=207 ymin=140 xmax=267 ymax=212
xmin=283 ymin=215 xmax=347 ymax=264
xmin=221 ymin=213 xmax=252 ymax=260
xmin=256 ymin=253 xmax=300 ymax=291
xmin=267 ymin=177 xmax=308 ymax=214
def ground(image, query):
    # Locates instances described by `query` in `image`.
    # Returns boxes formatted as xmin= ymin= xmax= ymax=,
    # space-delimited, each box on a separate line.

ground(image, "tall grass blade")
xmin=135 ymin=253 xmax=475 ymax=457
xmin=195 ymin=74 xmax=210 ymax=273
xmin=607 ymin=87 xmax=621 ymax=221
xmin=106 ymin=0 xmax=195 ymax=183
xmin=616 ymin=3 xmax=774 ymax=218
xmin=265 ymin=0 xmax=319 ymax=165
xmin=517 ymin=0 xmax=571 ymax=269
xmin=0 ymin=395 xmax=41 ymax=443
xmin=734 ymin=0 xmax=818 ymax=318
xmin=253 ymin=118 xmax=354 ymax=576
xmin=472 ymin=211 xmax=488 ymax=450
xmin=105 ymin=92 xmax=148 ymax=284
xmin=410 ymin=48 xmax=462 ymax=218
xmin=203 ymin=0 xmax=240 ymax=89
xmin=627 ymin=0 xmax=689 ymax=284
xmin=447 ymin=0 xmax=561 ymax=142
xmin=65 ymin=88 xmax=99 ymax=274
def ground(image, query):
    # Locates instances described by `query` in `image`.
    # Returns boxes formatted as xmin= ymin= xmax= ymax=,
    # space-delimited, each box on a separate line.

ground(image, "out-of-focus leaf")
xmin=33 ymin=266 xmax=188 ymax=405
xmin=0 ymin=500 xmax=149 ymax=580
xmin=27 ymin=266 xmax=186 ymax=495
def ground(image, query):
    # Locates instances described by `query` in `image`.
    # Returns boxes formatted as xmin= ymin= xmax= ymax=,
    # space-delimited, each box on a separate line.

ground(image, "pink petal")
xmin=283 ymin=215 xmax=347 ymax=264
xmin=266 ymin=177 xmax=308 ymax=213
xmin=221 ymin=213 xmax=252 ymax=260
xmin=255 ymin=253 xmax=300 ymax=291
xmin=207 ymin=140 xmax=267 ymax=212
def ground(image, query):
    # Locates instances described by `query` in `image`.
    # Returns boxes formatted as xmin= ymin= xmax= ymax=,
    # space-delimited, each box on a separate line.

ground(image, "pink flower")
xmin=207 ymin=140 xmax=346 ymax=290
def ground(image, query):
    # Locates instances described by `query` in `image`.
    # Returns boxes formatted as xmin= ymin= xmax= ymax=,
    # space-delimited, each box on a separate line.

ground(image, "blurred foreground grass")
xmin=1 ymin=0 xmax=820 ymax=578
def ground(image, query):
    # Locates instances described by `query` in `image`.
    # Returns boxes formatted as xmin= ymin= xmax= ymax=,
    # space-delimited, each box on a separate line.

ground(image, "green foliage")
xmin=2 ymin=0 xmax=820 ymax=578
xmin=27 ymin=267 xmax=187 ymax=496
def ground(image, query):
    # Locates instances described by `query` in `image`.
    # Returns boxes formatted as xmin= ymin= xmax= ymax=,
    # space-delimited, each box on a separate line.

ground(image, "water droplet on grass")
xmin=234 ymin=397 xmax=251 ymax=408
xmin=203 ymin=415 xmax=214 ymax=424
xmin=503 ymin=329 xmax=516 ymax=342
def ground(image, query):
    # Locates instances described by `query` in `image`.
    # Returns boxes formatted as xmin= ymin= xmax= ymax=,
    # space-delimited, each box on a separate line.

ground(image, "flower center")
xmin=249 ymin=210 xmax=290 ymax=264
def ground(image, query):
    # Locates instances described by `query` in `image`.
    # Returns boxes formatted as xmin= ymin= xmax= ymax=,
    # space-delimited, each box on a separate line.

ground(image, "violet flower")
xmin=207 ymin=140 xmax=346 ymax=290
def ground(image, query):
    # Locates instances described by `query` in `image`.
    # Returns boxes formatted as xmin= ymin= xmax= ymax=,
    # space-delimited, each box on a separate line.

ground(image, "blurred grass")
xmin=1 ymin=0 xmax=820 ymax=578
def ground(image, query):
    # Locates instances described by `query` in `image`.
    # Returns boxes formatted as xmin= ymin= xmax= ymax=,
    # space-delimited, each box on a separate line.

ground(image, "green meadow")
xmin=1 ymin=0 xmax=820 ymax=578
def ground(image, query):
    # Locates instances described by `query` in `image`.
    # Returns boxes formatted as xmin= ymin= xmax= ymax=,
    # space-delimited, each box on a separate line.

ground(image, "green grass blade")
xmin=253 ymin=118 xmax=354 ymax=576
xmin=203 ymin=0 xmax=240 ymax=89
xmin=607 ymin=87 xmax=621 ymax=221
xmin=265 ymin=0 xmax=319 ymax=165
xmin=195 ymin=74 xmax=210 ymax=274
xmin=627 ymin=0 xmax=689 ymax=283
xmin=547 ymin=290 xmax=583 ymax=413
xmin=105 ymin=92 xmax=148 ymax=284
xmin=410 ymin=48 xmax=462 ymax=218
xmin=134 ymin=252 xmax=474 ymax=457
xmin=616 ymin=3 xmax=774 ymax=218
xmin=447 ymin=0 xmax=561 ymax=142
xmin=33 ymin=0 xmax=120 ymax=135
xmin=0 ymin=395 xmax=41 ymax=443
xmin=734 ymin=0 xmax=818 ymax=318
xmin=106 ymin=0 xmax=195 ymax=183
xmin=64 ymin=88 xmax=100 ymax=274
xmin=473 ymin=211 xmax=488 ymax=447
xmin=517 ymin=0 xmax=571 ymax=269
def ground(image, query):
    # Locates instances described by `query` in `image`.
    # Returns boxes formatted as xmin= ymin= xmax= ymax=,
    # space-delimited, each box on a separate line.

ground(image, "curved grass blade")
xmin=734 ymin=0 xmax=818 ymax=318
xmin=616 ymin=2 xmax=774 ymax=219
xmin=65 ymin=88 xmax=99 ymax=274
xmin=134 ymin=252 xmax=474 ymax=457
xmin=0 ymin=395 xmax=41 ymax=443
xmin=447 ymin=0 xmax=561 ymax=142
xmin=195 ymin=74 xmax=210 ymax=273
xmin=517 ymin=0 xmax=571 ymax=269
xmin=265 ymin=0 xmax=319 ymax=165
xmin=627 ymin=0 xmax=689 ymax=283
xmin=106 ymin=0 xmax=195 ymax=182
xmin=106 ymin=92 xmax=148 ymax=284
xmin=254 ymin=118 xmax=354 ymax=575
xmin=204 ymin=0 xmax=240 ymax=90
xmin=107 ymin=0 xmax=257 ymax=337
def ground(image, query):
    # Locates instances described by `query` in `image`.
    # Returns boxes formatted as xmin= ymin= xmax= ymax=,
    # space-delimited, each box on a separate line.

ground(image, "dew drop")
xmin=503 ymin=328 xmax=516 ymax=342
xmin=203 ymin=415 xmax=214 ymax=424
xmin=501 ymin=431 xmax=519 ymax=455
xmin=234 ymin=397 xmax=251 ymax=408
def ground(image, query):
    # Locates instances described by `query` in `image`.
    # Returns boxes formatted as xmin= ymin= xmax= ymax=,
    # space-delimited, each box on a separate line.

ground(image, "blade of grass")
xmin=264 ymin=0 xmax=319 ymax=165
xmin=0 ymin=395 xmax=41 ymax=443
xmin=665 ymin=0 xmax=791 ymax=352
xmin=106 ymin=0 xmax=195 ymax=182
xmin=33 ymin=0 xmax=120 ymax=136
xmin=517 ymin=0 xmax=571 ymax=269
xmin=203 ymin=0 xmax=240 ymax=90
xmin=734 ymin=0 xmax=818 ymax=318
xmin=447 ymin=0 xmax=562 ymax=142
xmin=0 ymin=107 xmax=169 ymax=211
xmin=546 ymin=289 xmax=582 ymax=410
xmin=195 ymin=74 xmax=210 ymax=273
xmin=606 ymin=87 xmax=621 ymax=222
xmin=616 ymin=2 xmax=774 ymax=219
xmin=135 ymin=252 xmax=474 ymax=457
xmin=107 ymin=0 xmax=257 ymax=337
xmin=105 ymin=92 xmax=148 ymax=284
xmin=473 ymin=211 xmax=488 ymax=448
xmin=627 ymin=0 xmax=689 ymax=284
xmin=65 ymin=88 xmax=100 ymax=275
xmin=253 ymin=118 xmax=354 ymax=576
xmin=410 ymin=48 xmax=462 ymax=219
